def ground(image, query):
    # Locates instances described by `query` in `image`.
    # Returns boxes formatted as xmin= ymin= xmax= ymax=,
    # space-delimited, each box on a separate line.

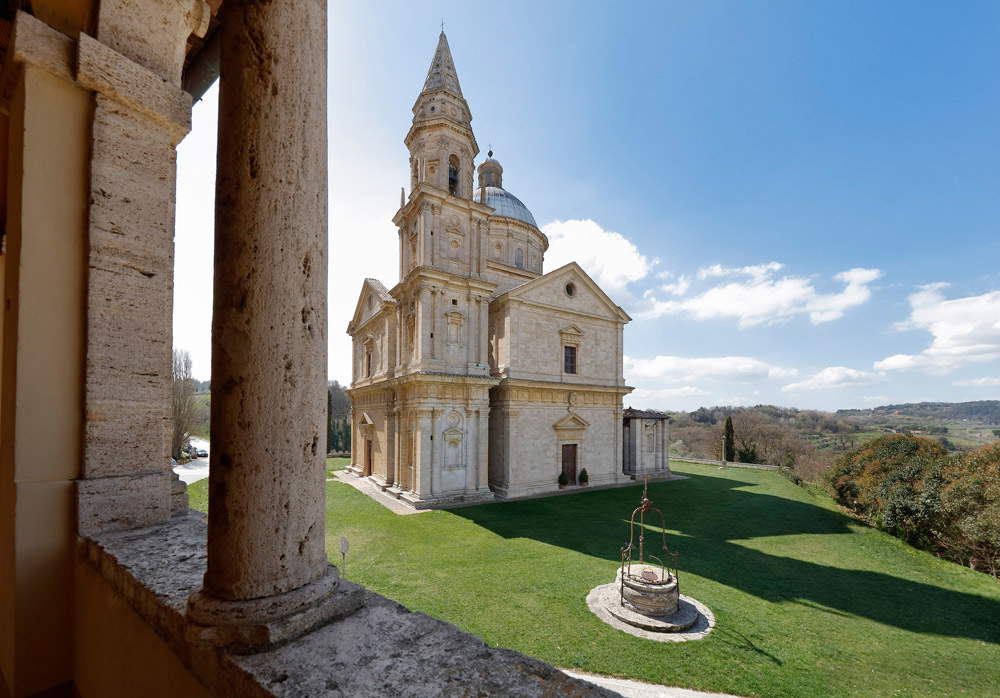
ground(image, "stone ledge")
xmin=84 ymin=513 xmax=620 ymax=697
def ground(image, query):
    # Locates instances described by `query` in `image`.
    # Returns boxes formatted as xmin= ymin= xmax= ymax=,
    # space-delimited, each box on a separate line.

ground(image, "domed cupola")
xmin=474 ymin=152 xmax=538 ymax=228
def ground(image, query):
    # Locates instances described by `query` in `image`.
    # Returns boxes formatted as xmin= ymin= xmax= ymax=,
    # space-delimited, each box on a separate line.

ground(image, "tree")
xmin=723 ymin=416 xmax=736 ymax=462
xmin=171 ymin=349 xmax=197 ymax=459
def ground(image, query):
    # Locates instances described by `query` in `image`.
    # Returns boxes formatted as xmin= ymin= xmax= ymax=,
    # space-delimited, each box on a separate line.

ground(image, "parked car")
xmin=195 ymin=449 xmax=208 ymax=458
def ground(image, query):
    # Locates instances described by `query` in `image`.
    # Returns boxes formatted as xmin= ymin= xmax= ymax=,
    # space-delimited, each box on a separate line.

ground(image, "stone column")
xmin=187 ymin=0 xmax=361 ymax=650
xmin=478 ymin=407 xmax=490 ymax=491
xmin=431 ymin=289 xmax=442 ymax=360
xmin=429 ymin=408 xmax=440 ymax=495
xmin=479 ymin=296 xmax=490 ymax=367
xmin=466 ymin=293 xmax=475 ymax=369
xmin=421 ymin=203 xmax=432 ymax=266
xmin=418 ymin=286 xmax=432 ymax=364
xmin=415 ymin=409 xmax=434 ymax=496
xmin=387 ymin=406 xmax=398 ymax=487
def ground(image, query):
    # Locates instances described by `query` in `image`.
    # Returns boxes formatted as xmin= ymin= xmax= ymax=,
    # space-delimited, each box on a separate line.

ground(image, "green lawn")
xmin=188 ymin=461 xmax=1000 ymax=697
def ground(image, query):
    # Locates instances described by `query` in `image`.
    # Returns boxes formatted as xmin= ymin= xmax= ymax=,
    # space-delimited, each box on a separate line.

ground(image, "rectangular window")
xmin=365 ymin=351 xmax=372 ymax=377
xmin=564 ymin=345 xmax=577 ymax=374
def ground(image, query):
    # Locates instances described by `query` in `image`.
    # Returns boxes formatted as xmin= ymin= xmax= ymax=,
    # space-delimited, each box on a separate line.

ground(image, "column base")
xmin=186 ymin=564 xmax=365 ymax=653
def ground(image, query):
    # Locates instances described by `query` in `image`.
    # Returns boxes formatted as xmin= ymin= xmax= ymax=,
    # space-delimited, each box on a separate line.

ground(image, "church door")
xmin=561 ymin=444 xmax=577 ymax=485
xmin=364 ymin=439 xmax=373 ymax=476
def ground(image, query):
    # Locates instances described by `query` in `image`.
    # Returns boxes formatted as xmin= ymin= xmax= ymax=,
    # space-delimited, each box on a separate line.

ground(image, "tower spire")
xmin=421 ymin=30 xmax=463 ymax=97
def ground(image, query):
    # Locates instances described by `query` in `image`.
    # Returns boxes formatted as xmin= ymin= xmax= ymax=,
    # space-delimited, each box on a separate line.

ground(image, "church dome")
xmin=473 ymin=186 xmax=537 ymax=228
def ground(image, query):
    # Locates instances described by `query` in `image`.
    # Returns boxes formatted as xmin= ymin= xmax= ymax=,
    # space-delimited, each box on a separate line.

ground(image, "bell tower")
xmin=405 ymin=31 xmax=478 ymax=199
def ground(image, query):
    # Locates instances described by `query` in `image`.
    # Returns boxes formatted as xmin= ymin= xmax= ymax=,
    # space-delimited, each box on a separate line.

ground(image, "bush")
xmin=828 ymin=434 xmax=1000 ymax=577
xmin=938 ymin=443 xmax=1000 ymax=576
xmin=558 ymin=471 xmax=568 ymax=486
xmin=579 ymin=468 xmax=589 ymax=483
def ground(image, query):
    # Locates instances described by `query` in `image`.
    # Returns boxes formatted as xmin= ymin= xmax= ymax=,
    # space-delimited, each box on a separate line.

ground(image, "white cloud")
xmin=625 ymin=355 xmax=796 ymax=384
xmin=637 ymin=263 xmax=881 ymax=327
xmin=875 ymin=285 xmax=1000 ymax=373
xmin=953 ymin=377 xmax=1000 ymax=387
xmin=543 ymin=219 xmax=652 ymax=292
xmin=782 ymin=366 xmax=884 ymax=392
xmin=629 ymin=386 xmax=708 ymax=402
xmin=697 ymin=261 xmax=783 ymax=281
xmin=657 ymin=272 xmax=691 ymax=296
xmin=863 ymin=395 xmax=890 ymax=403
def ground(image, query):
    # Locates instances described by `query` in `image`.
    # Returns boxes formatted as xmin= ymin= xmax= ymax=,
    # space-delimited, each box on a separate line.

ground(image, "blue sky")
xmin=174 ymin=1 xmax=1000 ymax=411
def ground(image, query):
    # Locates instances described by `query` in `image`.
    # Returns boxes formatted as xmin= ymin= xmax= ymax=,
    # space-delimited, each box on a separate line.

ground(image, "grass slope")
xmin=188 ymin=461 xmax=1000 ymax=697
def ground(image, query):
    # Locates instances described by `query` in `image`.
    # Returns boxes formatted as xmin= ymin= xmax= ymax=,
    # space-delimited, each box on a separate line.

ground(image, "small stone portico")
xmin=623 ymin=408 xmax=673 ymax=481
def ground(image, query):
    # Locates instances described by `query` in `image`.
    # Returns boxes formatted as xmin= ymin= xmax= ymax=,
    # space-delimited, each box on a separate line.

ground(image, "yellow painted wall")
xmin=0 ymin=63 xmax=89 ymax=697
xmin=74 ymin=560 xmax=211 ymax=698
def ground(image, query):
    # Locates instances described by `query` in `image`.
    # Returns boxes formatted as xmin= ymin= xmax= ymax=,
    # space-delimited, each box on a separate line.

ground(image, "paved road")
xmin=173 ymin=437 xmax=210 ymax=484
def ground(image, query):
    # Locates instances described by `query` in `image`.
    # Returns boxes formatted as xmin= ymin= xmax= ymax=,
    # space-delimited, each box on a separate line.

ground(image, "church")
xmin=346 ymin=31 xmax=670 ymax=508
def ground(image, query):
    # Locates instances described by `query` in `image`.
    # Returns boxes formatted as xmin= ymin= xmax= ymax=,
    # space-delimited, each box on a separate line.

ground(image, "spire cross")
xmin=441 ymin=20 xmax=445 ymax=32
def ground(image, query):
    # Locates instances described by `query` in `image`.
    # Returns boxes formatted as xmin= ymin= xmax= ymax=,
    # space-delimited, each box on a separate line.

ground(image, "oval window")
xmin=565 ymin=282 xmax=576 ymax=297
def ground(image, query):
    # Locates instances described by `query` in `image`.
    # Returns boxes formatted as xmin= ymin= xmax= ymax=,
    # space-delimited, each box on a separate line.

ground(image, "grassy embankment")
xmin=189 ymin=460 xmax=1000 ymax=697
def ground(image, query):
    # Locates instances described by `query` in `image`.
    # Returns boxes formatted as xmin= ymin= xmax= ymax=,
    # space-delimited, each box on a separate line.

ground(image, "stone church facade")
xmin=347 ymin=32 xmax=668 ymax=508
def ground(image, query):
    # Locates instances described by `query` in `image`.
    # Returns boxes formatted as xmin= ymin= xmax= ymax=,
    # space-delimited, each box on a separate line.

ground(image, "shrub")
xmin=579 ymin=468 xmax=589 ymax=483
xmin=558 ymin=471 xmax=568 ymax=486
xmin=736 ymin=444 xmax=761 ymax=464
xmin=937 ymin=442 xmax=1000 ymax=576
xmin=828 ymin=434 xmax=1000 ymax=577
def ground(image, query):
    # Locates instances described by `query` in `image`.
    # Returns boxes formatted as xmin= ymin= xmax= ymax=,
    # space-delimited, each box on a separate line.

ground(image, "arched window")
xmin=448 ymin=155 xmax=459 ymax=196
xmin=515 ymin=247 xmax=524 ymax=268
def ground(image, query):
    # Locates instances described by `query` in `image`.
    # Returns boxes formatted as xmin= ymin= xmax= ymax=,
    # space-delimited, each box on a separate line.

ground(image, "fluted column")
xmin=187 ymin=0 xmax=360 ymax=650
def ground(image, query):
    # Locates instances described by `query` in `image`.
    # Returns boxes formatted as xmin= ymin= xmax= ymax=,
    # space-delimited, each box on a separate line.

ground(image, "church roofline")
xmin=347 ymin=278 xmax=397 ymax=335
xmin=493 ymin=261 xmax=632 ymax=323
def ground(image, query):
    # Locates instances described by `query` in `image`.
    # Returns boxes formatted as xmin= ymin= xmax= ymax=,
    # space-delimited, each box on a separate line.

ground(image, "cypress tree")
xmin=723 ymin=416 xmax=736 ymax=462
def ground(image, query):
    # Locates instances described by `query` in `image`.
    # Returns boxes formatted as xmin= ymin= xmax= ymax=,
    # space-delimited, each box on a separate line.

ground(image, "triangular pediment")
xmin=359 ymin=412 xmax=376 ymax=427
xmin=559 ymin=324 xmax=584 ymax=337
xmin=348 ymin=278 xmax=396 ymax=333
xmin=496 ymin=262 xmax=631 ymax=323
xmin=553 ymin=412 xmax=590 ymax=431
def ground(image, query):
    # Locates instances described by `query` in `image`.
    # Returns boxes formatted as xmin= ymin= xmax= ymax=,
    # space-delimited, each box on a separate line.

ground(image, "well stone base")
xmin=586 ymin=582 xmax=714 ymax=643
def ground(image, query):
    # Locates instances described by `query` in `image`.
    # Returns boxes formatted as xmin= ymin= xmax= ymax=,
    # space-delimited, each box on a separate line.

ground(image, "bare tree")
xmin=171 ymin=349 xmax=197 ymax=459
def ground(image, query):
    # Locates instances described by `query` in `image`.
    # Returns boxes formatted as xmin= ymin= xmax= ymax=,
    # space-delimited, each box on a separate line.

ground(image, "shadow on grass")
xmin=453 ymin=471 xmax=1000 ymax=643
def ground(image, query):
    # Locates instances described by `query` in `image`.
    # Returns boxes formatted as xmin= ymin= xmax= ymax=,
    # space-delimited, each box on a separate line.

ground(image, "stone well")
xmin=617 ymin=563 xmax=679 ymax=617
xmin=585 ymin=477 xmax=713 ymax=642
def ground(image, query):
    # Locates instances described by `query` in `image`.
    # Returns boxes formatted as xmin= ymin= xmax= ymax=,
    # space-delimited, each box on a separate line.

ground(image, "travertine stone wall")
xmin=77 ymin=1 xmax=207 ymax=535
xmin=0 ymin=4 xmax=205 ymax=694
xmin=349 ymin=375 xmax=495 ymax=507
xmin=489 ymin=385 xmax=625 ymax=497
xmin=491 ymin=264 xmax=628 ymax=389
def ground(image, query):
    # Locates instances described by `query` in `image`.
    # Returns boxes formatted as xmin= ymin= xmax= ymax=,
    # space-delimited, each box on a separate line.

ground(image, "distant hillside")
xmin=665 ymin=401 xmax=1000 ymax=478
xmin=837 ymin=401 xmax=1000 ymax=424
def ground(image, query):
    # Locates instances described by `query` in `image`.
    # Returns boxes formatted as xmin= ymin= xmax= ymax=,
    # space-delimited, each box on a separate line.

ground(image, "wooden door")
xmin=561 ymin=444 xmax=577 ymax=485
xmin=364 ymin=438 xmax=373 ymax=476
